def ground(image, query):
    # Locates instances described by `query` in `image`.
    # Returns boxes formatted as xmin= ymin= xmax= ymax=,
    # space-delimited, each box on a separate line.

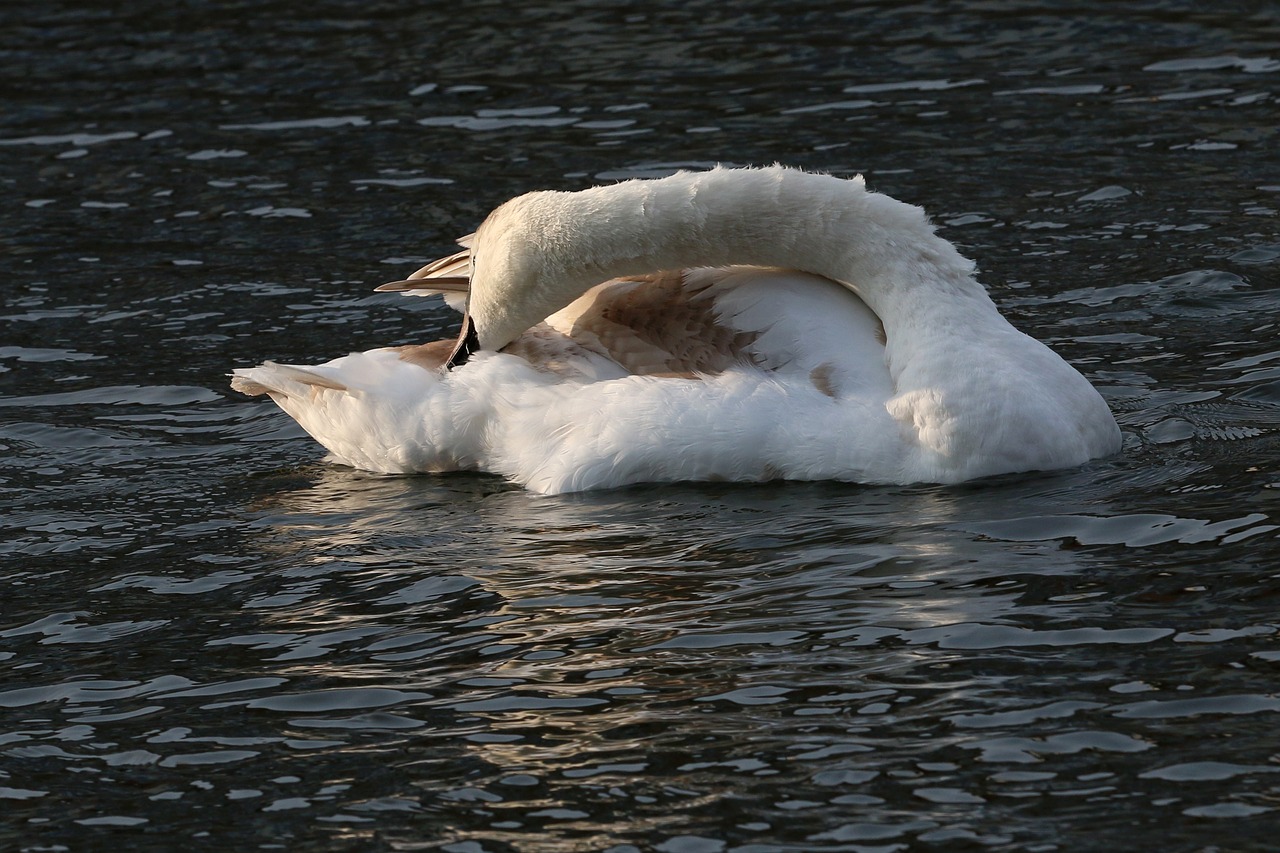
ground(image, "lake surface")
xmin=3 ymin=2 xmax=1279 ymax=850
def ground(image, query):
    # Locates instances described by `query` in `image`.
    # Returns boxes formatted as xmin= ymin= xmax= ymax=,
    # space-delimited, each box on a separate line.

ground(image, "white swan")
xmin=231 ymin=166 xmax=1121 ymax=494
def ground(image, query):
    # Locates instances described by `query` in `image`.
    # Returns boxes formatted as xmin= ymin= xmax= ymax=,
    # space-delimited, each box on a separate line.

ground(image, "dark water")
xmin=3 ymin=2 xmax=1280 ymax=850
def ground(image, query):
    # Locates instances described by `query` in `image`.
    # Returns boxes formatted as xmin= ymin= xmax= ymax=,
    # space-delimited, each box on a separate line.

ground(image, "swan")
xmin=231 ymin=165 xmax=1121 ymax=494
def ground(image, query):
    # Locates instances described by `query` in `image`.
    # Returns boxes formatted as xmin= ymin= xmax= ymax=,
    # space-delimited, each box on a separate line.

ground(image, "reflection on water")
xmin=8 ymin=456 xmax=1279 ymax=848
xmin=3 ymin=0 xmax=1280 ymax=850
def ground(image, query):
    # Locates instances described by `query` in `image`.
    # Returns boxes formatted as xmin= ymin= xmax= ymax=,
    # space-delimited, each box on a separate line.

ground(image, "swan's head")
xmin=461 ymin=190 xmax=600 ymax=358
xmin=385 ymin=188 xmax=599 ymax=371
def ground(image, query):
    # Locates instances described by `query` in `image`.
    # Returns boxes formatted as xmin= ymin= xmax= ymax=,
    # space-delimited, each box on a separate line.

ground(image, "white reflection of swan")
xmin=232 ymin=166 xmax=1120 ymax=494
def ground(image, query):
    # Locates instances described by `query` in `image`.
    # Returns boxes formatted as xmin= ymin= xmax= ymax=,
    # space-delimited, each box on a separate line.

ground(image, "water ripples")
xmin=9 ymin=462 xmax=1278 ymax=845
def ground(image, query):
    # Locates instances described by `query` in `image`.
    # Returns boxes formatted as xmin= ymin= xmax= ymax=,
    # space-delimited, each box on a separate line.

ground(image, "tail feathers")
xmin=229 ymin=373 xmax=271 ymax=396
xmin=230 ymin=361 xmax=349 ymax=398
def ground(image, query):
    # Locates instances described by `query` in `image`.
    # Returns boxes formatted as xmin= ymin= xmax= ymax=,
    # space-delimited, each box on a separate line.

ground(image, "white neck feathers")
xmin=466 ymin=165 xmax=992 ymax=352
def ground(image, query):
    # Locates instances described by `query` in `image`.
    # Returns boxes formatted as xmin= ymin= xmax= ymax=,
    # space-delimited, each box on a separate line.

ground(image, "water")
xmin=2 ymin=1 xmax=1279 ymax=850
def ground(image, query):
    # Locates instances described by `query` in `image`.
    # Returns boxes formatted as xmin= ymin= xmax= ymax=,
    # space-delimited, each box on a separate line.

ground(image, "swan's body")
xmin=232 ymin=166 xmax=1120 ymax=494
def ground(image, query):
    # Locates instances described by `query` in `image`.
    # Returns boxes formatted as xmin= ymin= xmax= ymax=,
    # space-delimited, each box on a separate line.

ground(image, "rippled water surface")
xmin=3 ymin=2 xmax=1280 ymax=850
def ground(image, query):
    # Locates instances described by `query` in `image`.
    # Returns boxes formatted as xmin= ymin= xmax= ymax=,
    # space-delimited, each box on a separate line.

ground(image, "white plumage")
xmin=231 ymin=166 xmax=1121 ymax=494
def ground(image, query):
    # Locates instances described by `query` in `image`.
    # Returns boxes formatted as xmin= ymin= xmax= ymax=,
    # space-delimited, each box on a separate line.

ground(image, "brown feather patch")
xmin=809 ymin=363 xmax=838 ymax=399
xmin=393 ymin=340 xmax=457 ymax=371
xmin=390 ymin=268 xmax=766 ymax=381
xmin=559 ymin=270 xmax=757 ymax=376
xmin=501 ymin=325 xmax=614 ymax=380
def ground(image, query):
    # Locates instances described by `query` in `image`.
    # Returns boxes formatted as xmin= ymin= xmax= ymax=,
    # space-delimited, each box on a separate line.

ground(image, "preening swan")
xmin=231 ymin=165 xmax=1121 ymax=494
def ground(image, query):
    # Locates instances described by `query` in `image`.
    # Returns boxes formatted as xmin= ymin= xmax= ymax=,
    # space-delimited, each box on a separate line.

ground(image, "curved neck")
xmin=469 ymin=166 xmax=995 ymax=354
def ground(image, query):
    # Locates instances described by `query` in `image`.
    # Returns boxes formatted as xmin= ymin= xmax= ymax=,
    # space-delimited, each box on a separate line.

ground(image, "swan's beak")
xmin=373 ymin=276 xmax=477 ymax=370
xmin=445 ymin=314 xmax=481 ymax=370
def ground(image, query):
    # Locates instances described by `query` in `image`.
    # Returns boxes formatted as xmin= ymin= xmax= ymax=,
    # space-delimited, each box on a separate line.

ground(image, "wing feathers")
xmin=548 ymin=270 xmax=758 ymax=376
xmin=376 ymin=247 xmax=473 ymax=298
xmin=409 ymin=249 xmax=471 ymax=280
xmin=375 ymin=276 xmax=470 ymax=294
